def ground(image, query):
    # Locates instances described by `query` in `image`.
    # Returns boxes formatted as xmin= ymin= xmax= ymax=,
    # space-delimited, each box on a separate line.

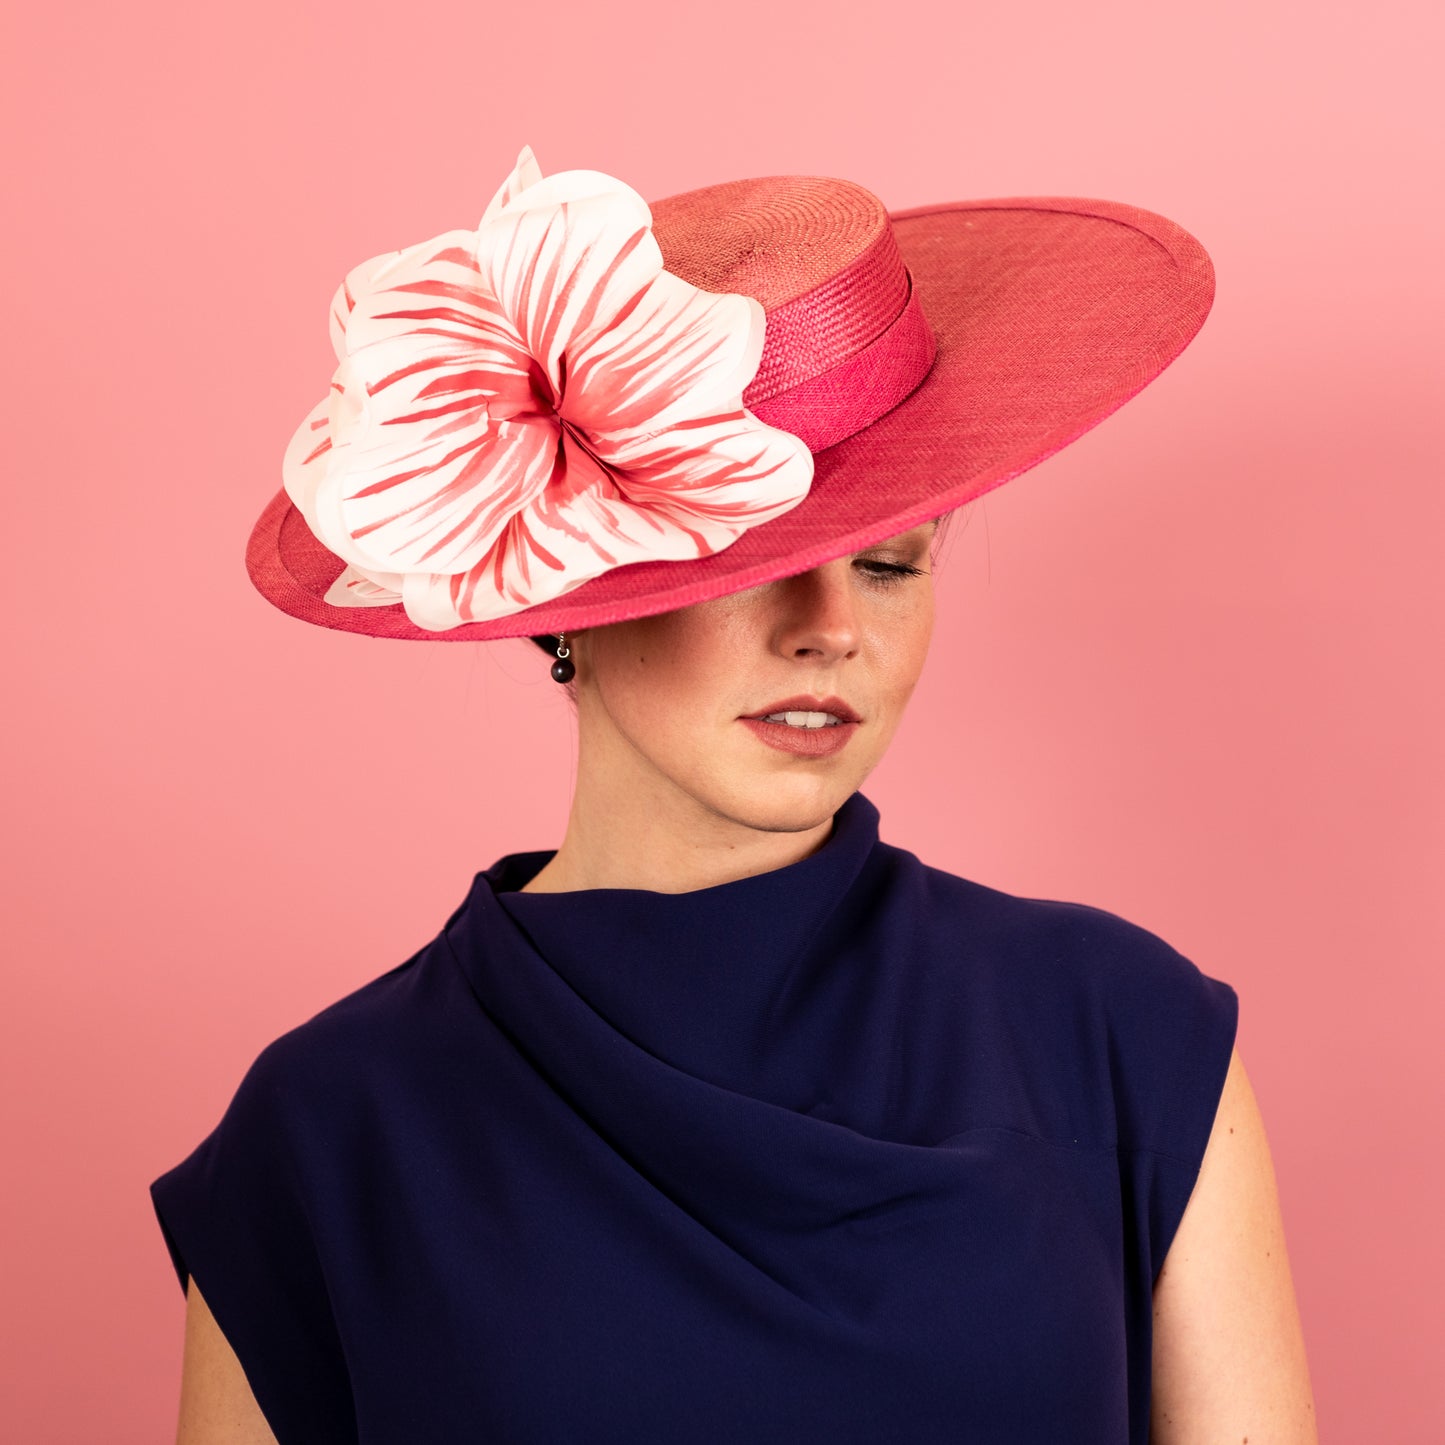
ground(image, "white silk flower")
xmin=281 ymin=145 xmax=815 ymax=629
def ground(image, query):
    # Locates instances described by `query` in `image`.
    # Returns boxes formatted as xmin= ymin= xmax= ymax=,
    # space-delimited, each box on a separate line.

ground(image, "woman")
xmin=152 ymin=147 xmax=1318 ymax=1443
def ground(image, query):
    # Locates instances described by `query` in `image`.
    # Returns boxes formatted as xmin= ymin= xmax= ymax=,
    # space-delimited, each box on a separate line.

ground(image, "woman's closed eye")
xmin=855 ymin=558 xmax=927 ymax=585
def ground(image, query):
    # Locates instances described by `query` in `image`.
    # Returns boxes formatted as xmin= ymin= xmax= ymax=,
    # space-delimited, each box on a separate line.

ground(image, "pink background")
xmin=3 ymin=0 xmax=1440 ymax=1438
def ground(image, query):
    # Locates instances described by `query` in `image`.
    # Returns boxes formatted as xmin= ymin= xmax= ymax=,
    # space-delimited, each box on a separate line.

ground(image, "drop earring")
xmin=551 ymin=633 xmax=575 ymax=684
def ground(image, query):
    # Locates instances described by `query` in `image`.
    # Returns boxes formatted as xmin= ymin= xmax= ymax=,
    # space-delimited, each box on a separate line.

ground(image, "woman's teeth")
xmin=761 ymin=711 xmax=844 ymax=729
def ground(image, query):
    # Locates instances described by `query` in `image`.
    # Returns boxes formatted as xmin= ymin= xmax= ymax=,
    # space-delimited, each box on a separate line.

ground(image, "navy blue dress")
xmin=150 ymin=790 xmax=1237 ymax=1443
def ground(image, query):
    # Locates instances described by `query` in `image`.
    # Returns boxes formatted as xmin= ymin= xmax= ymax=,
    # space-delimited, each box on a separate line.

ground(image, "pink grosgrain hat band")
xmin=738 ymin=208 xmax=935 ymax=451
xmin=248 ymin=157 xmax=1214 ymax=643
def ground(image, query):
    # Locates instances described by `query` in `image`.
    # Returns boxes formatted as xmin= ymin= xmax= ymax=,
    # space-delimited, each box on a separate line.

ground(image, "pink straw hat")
xmin=248 ymin=146 xmax=1213 ymax=643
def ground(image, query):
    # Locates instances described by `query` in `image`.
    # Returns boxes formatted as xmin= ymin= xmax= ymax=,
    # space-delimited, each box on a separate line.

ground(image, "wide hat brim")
xmin=247 ymin=196 xmax=1213 ymax=642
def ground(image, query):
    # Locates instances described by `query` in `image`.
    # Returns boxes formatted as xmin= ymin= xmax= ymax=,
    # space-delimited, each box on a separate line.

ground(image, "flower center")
xmin=527 ymin=356 xmax=558 ymax=413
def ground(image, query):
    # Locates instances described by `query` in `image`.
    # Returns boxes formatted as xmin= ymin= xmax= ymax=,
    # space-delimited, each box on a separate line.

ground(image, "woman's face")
xmin=570 ymin=520 xmax=938 ymax=833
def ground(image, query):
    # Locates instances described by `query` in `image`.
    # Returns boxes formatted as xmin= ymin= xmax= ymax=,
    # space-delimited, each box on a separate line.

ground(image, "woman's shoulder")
xmin=228 ymin=943 xmax=442 ymax=1116
xmin=896 ymin=843 xmax=1219 ymax=995
xmin=904 ymin=851 xmax=1238 ymax=1149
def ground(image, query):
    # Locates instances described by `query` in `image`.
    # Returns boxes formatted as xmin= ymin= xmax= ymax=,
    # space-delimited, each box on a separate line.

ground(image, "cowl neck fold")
xmin=440 ymin=787 xmax=983 ymax=1328
xmin=461 ymin=790 xmax=883 ymax=1090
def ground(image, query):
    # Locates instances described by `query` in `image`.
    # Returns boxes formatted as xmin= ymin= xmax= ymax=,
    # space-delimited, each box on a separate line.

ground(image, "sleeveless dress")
xmin=149 ymin=790 xmax=1238 ymax=1444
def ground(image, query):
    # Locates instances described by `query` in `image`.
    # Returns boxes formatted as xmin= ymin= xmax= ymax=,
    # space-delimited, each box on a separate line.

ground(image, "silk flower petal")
xmin=313 ymin=234 xmax=561 ymax=575
xmin=396 ymin=421 xmax=811 ymax=631
xmin=328 ymin=251 xmax=398 ymax=364
xmin=564 ymin=270 xmax=765 ymax=438
xmin=281 ymin=397 xmax=406 ymax=608
xmin=323 ymin=564 xmax=407 ymax=608
xmin=478 ymin=144 xmax=544 ymax=227
xmin=477 ymin=180 xmax=661 ymax=405
xmin=600 ymin=412 xmax=814 ymax=524
xmin=397 ymin=467 xmax=754 ymax=629
xmin=281 ymin=396 xmax=334 ymax=538
xmin=311 ymin=372 xmax=560 ymax=577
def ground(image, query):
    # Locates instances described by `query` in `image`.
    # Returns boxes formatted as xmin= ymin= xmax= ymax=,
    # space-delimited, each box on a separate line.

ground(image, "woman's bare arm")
xmin=1150 ymin=1045 xmax=1319 ymax=1443
xmin=173 ymin=1278 xmax=279 ymax=1445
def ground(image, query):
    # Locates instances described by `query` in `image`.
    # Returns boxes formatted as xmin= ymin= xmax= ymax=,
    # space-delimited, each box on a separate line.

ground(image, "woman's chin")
xmin=697 ymin=764 xmax=868 ymax=837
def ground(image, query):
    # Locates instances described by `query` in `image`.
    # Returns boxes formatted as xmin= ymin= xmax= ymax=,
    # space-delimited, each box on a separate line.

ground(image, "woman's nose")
xmin=771 ymin=561 xmax=861 ymax=662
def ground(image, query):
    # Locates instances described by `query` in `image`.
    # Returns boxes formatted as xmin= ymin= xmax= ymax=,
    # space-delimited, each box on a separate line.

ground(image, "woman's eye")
xmin=855 ymin=559 xmax=926 ymax=585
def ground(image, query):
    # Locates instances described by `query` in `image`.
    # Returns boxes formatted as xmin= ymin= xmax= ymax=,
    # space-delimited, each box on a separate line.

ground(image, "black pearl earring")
xmin=550 ymin=633 xmax=575 ymax=684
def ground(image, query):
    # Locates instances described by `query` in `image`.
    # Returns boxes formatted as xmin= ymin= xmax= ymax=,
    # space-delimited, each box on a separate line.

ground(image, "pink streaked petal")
xmin=395 ymin=499 xmax=692 ymax=630
xmin=326 ymin=249 xmax=411 ymax=364
xmin=322 ymin=563 xmax=405 ymax=609
xmin=396 ymin=432 xmax=809 ymax=630
xmin=291 ymin=366 xmax=371 ymax=564
xmin=398 ymin=515 xmax=568 ymax=631
xmin=336 ymin=233 xmax=540 ymax=441
xmin=281 ymin=390 xmax=378 ymax=563
xmin=292 ymin=230 xmax=564 ymax=578
xmin=596 ymin=411 xmax=815 ymax=521
xmin=341 ymin=229 xmax=521 ymax=363
xmin=281 ymin=396 xmax=337 ymax=537
xmin=566 ymin=272 xmax=765 ymax=437
xmin=478 ymin=144 xmax=545 ymax=227
xmin=311 ymin=355 xmax=563 ymax=576
xmin=342 ymin=318 xmax=536 ymax=432
xmin=477 ymin=179 xmax=662 ymax=402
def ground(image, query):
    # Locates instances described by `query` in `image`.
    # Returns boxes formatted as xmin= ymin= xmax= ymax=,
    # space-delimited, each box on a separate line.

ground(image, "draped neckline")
xmin=448 ymin=790 xmax=883 ymax=1088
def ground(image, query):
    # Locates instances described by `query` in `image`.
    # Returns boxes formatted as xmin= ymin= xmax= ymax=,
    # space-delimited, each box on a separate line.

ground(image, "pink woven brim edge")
xmin=246 ymin=196 xmax=1214 ymax=642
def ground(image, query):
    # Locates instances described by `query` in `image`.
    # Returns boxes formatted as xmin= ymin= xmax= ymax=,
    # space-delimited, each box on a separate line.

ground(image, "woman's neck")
xmin=519 ymin=731 xmax=835 ymax=895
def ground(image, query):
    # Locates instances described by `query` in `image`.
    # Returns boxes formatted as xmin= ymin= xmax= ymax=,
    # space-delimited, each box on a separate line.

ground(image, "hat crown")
xmin=651 ymin=176 xmax=913 ymax=409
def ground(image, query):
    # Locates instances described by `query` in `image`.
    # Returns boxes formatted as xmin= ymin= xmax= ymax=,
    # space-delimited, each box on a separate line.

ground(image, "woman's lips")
xmin=738 ymin=717 xmax=860 ymax=758
xmin=744 ymin=694 xmax=861 ymax=723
